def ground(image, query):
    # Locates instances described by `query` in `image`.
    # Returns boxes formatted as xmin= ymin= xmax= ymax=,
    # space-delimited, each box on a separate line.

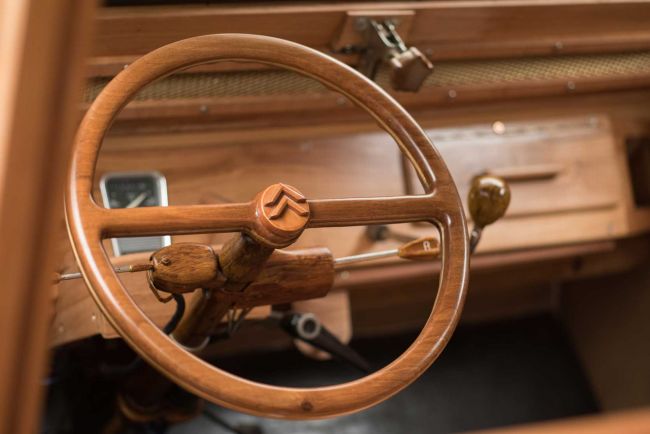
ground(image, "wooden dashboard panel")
xmin=427 ymin=117 xmax=619 ymax=218
xmin=91 ymin=2 xmax=650 ymax=76
xmin=52 ymin=108 xmax=647 ymax=347
xmin=92 ymin=125 xmax=405 ymax=258
xmin=91 ymin=113 xmax=634 ymax=255
xmin=406 ymin=115 xmax=633 ymax=252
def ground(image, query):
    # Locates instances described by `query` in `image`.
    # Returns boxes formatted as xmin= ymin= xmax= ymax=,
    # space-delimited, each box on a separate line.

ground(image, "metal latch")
xmin=358 ymin=19 xmax=433 ymax=92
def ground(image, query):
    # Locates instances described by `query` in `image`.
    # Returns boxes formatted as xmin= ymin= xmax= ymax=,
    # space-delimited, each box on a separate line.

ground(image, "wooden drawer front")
xmin=423 ymin=116 xmax=620 ymax=220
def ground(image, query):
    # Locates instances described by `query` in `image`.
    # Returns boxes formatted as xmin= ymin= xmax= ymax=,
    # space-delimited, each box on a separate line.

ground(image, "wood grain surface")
xmin=0 ymin=1 xmax=96 ymax=433
xmin=90 ymin=2 xmax=650 ymax=76
xmin=66 ymin=34 xmax=469 ymax=419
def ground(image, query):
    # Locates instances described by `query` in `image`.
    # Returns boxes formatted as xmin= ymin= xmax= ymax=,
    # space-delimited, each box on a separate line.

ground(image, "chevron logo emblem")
xmin=263 ymin=183 xmax=309 ymax=220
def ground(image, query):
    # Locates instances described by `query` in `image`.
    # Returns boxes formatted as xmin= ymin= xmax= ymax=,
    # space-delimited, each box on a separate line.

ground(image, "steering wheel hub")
xmin=254 ymin=183 xmax=310 ymax=248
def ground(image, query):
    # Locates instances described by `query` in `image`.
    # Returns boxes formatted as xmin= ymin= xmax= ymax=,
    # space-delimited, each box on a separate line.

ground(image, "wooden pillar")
xmin=0 ymin=1 xmax=97 ymax=433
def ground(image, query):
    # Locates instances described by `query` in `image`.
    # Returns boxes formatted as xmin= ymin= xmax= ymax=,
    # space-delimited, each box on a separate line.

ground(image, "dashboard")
xmin=49 ymin=1 xmax=650 ymax=357
xmin=53 ymin=98 xmax=650 ymax=349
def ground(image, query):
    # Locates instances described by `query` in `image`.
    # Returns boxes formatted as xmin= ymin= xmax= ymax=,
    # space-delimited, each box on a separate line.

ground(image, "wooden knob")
xmin=253 ymin=183 xmax=310 ymax=247
xmin=150 ymin=243 xmax=223 ymax=293
xmin=398 ymin=236 xmax=440 ymax=260
xmin=468 ymin=175 xmax=511 ymax=228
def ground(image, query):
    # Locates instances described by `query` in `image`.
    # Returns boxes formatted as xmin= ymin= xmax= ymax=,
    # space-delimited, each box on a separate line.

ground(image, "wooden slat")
xmin=0 ymin=0 xmax=97 ymax=433
xmin=90 ymin=1 xmax=650 ymax=76
xmin=82 ymin=114 xmax=632 ymax=255
xmin=407 ymin=116 xmax=621 ymax=221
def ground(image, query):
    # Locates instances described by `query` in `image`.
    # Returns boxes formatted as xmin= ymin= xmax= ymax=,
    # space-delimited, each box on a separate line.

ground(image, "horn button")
xmin=253 ymin=183 xmax=311 ymax=247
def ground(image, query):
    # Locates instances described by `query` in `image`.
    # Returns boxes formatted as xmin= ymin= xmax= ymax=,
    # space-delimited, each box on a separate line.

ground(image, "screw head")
xmin=354 ymin=17 xmax=368 ymax=32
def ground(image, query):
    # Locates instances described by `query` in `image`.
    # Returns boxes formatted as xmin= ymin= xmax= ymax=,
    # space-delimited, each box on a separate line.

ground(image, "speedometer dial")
xmin=99 ymin=172 xmax=171 ymax=256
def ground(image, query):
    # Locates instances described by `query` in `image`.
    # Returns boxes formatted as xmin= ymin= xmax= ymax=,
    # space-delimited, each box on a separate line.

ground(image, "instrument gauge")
xmin=99 ymin=172 xmax=171 ymax=256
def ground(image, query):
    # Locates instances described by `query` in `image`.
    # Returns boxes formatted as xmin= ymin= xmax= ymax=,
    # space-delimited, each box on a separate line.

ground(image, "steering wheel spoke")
xmin=98 ymin=202 xmax=253 ymax=238
xmin=307 ymin=194 xmax=446 ymax=228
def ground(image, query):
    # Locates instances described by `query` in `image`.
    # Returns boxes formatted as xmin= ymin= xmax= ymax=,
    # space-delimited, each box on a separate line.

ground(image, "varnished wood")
xmin=218 ymin=234 xmax=274 ymax=290
xmin=54 ymin=106 xmax=643 ymax=351
xmin=398 ymin=236 xmax=440 ymax=260
xmin=90 ymin=2 xmax=650 ymax=76
xmin=53 ymin=76 xmax=650 ymax=417
xmin=467 ymin=175 xmax=511 ymax=229
xmin=490 ymin=163 xmax=564 ymax=182
xmin=150 ymin=243 xmax=223 ymax=293
xmin=196 ymin=236 xmax=649 ymax=358
xmin=53 ymin=245 xmax=334 ymax=346
xmin=171 ymin=242 xmax=334 ymax=348
xmin=169 ymin=289 xmax=215 ymax=349
xmin=66 ymin=34 xmax=469 ymax=418
xmin=346 ymin=237 xmax=649 ymax=336
xmin=0 ymin=1 xmax=97 ymax=433
xmin=254 ymin=183 xmax=311 ymax=247
xmin=175 ymin=231 xmax=276 ymax=347
xmin=403 ymin=115 xmax=631 ymax=252
xmin=51 ymin=235 xmax=649 ymax=351
xmin=225 ymin=247 xmax=334 ymax=309
xmin=81 ymin=112 xmax=639 ymax=259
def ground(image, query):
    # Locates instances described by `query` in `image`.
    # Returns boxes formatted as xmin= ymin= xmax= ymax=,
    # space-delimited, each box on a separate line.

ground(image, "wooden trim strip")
xmin=0 ymin=1 xmax=97 ymax=433
xmin=91 ymin=1 xmax=650 ymax=76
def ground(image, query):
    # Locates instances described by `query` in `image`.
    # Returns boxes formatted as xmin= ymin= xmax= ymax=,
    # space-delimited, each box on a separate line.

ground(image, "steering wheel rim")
xmin=66 ymin=34 xmax=469 ymax=419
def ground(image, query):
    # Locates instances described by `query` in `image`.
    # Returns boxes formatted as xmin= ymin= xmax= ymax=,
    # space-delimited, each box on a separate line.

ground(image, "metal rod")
xmin=334 ymin=248 xmax=399 ymax=266
xmin=469 ymin=226 xmax=483 ymax=254
xmin=56 ymin=233 xmax=473 ymax=280
xmin=55 ymin=264 xmax=152 ymax=283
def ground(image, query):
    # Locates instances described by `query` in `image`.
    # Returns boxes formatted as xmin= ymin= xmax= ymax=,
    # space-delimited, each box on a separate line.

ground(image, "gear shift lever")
xmin=467 ymin=174 xmax=511 ymax=253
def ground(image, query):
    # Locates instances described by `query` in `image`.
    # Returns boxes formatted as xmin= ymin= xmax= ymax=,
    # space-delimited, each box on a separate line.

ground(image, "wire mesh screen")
xmin=85 ymin=51 xmax=650 ymax=102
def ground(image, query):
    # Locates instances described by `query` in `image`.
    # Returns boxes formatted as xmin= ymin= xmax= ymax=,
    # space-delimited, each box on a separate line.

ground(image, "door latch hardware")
xmin=358 ymin=18 xmax=433 ymax=92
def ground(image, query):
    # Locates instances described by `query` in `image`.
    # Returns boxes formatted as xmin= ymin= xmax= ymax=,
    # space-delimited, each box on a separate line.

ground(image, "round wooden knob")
xmin=468 ymin=175 xmax=511 ymax=228
xmin=254 ymin=183 xmax=310 ymax=247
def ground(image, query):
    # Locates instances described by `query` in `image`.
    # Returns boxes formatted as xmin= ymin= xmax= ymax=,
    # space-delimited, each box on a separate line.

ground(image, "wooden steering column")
xmin=66 ymin=34 xmax=469 ymax=419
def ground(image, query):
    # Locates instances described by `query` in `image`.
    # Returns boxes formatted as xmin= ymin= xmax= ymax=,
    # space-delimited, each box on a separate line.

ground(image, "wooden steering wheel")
xmin=66 ymin=34 xmax=469 ymax=419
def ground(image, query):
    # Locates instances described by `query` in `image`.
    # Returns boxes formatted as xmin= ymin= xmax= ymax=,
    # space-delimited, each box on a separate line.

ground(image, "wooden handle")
xmin=150 ymin=242 xmax=334 ymax=305
xmin=218 ymin=233 xmax=274 ymax=292
xmin=170 ymin=245 xmax=334 ymax=348
xmin=230 ymin=247 xmax=334 ymax=308
xmin=397 ymin=237 xmax=440 ymax=260
xmin=468 ymin=174 xmax=512 ymax=228
xmin=150 ymin=243 xmax=223 ymax=293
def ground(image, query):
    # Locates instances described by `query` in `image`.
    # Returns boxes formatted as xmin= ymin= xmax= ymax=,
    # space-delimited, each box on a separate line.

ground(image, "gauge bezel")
xmin=99 ymin=171 xmax=171 ymax=256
